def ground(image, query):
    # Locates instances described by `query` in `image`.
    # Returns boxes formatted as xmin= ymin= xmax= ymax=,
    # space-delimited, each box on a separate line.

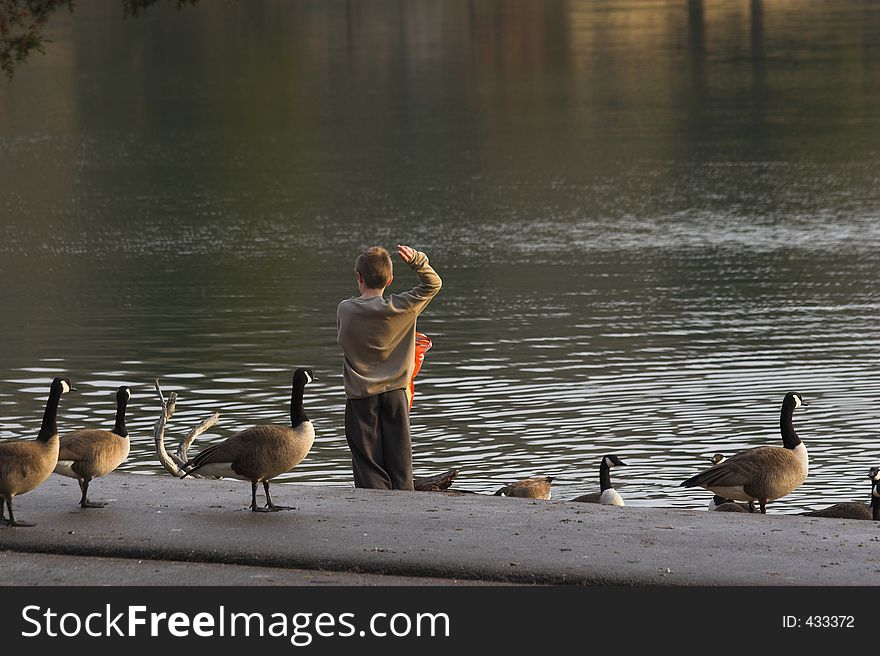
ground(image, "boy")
xmin=337 ymin=244 xmax=442 ymax=490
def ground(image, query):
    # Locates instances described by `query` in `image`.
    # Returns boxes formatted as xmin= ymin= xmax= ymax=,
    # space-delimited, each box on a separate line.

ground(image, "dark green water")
xmin=1 ymin=0 xmax=879 ymax=511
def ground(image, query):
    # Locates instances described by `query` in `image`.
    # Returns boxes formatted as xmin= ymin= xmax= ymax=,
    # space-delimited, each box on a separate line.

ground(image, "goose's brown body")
xmin=494 ymin=476 xmax=553 ymax=499
xmin=685 ymin=444 xmax=809 ymax=504
xmin=56 ymin=429 xmax=130 ymax=481
xmin=0 ymin=437 xmax=59 ymax=500
xmin=186 ymin=423 xmax=314 ymax=482
xmin=803 ymin=502 xmax=872 ymax=520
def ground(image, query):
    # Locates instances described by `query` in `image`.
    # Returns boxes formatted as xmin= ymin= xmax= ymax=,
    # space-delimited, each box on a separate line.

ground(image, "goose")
xmin=181 ymin=368 xmax=315 ymax=512
xmin=0 ymin=377 xmax=73 ymax=526
xmin=570 ymin=455 xmax=626 ymax=505
xmin=704 ymin=455 xmax=750 ymax=512
xmin=494 ymin=476 xmax=554 ymax=500
xmin=680 ymin=391 xmax=809 ymax=514
xmin=801 ymin=467 xmax=880 ymax=520
xmin=710 ymin=496 xmax=750 ymax=512
xmin=54 ymin=386 xmax=131 ymax=508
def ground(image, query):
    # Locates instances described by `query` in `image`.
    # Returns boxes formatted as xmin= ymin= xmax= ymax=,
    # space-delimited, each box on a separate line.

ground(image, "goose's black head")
xmin=52 ymin=377 xmax=74 ymax=395
xmin=603 ymin=455 xmax=626 ymax=468
xmin=869 ymin=467 xmax=880 ymax=483
xmin=710 ymin=453 xmax=726 ymax=465
xmin=116 ymin=386 xmax=131 ymax=404
xmin=292 ymin=368 xmax=316 ymax=387
xmin=783 ymin=392 xmax=807 ymax=410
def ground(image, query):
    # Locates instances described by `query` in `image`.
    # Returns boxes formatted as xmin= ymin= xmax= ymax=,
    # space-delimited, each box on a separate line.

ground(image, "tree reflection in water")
xmin=0 ymin=0 xmax=198 ymax=78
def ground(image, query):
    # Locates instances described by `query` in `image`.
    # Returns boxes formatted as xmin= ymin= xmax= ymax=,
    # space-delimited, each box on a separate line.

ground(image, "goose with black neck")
xmin=54 ymin=385 xmax=131 ymax=508
xmin=181 ymin=368 xmax=316 ymax=512
xmin=680 ymin=392 xmax=810 ymax=514
xmin=0 ymin=377 xmax=74 ymax=526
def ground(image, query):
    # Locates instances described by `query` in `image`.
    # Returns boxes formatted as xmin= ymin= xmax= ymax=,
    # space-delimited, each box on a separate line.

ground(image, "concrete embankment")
xmin=0 ymin=473 xmax=877 ymax=585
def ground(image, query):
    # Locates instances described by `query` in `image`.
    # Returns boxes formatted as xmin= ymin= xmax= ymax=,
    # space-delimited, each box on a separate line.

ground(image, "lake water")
xmin=1 ymin=0 xmax=879 ymax=512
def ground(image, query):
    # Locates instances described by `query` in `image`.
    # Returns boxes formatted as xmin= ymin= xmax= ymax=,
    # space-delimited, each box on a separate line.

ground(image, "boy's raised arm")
xmin=396 ymin=244 xmax=442 ymax=309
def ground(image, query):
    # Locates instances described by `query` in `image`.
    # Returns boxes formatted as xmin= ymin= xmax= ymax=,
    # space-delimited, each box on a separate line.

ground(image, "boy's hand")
xmin=397 ymin=244 xmax=416 ymax=263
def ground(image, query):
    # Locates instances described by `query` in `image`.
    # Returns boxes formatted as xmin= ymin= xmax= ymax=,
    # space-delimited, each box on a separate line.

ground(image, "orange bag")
xmin=408 ymin=332 xmax=433 ymax=410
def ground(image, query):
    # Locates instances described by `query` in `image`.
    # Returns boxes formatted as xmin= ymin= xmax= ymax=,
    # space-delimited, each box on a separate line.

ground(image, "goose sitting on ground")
xmin=0 ymin=377 xmax=73 ymax=526
xmin=54 ymin=386 xmax=131 ymax=508
xmin=710 ymin=496 xmax=750 ymax=512
xmin=680 ymin=391 xmax=809 ymax=514
xmin=704 ymin=454 xmax=750 ymax=512
xmin=570 ymin=455 xmax=626 ymax=506
xmin=801 ymin=467 xmax=880 ymax=520
xmin=181 ymin=369 xmax=315 ymax=512
xmin=494 ymin=476 xmax=554 ymax=500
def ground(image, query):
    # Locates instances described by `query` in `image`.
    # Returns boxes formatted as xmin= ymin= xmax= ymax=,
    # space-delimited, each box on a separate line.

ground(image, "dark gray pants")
xmin=345 ymin=389 xmax=414 ymax=490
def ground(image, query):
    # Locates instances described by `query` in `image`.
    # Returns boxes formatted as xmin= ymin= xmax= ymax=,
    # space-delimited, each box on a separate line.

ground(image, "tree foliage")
xmin=0 ymin=0 xmax=199 ymax=78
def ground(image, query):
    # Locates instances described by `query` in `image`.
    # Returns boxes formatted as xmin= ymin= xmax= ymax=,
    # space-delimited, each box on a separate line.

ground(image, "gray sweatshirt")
xmin=337 ymin=250 xmax=442 ymax=399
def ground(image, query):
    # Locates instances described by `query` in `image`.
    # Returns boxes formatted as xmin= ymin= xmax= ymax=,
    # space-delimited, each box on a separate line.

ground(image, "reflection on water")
xmin=1 ymin=0 xmax=879 ymax=513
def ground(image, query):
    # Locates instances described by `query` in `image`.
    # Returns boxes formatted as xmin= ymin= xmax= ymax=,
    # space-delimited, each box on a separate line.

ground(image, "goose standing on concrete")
xmin=54 ymin=386 xmax=131 ymax=508
xmin=680 ymin=392 xmax=809 ymax=514
xmin=801 ymin=467 xmax=880 ymax=520
xmin=0 ymin=377 xmax=73 ymax=526
xmin=494 ymin=476 xmax=554 ymax=499
xmin=571 ymin=455 xmax=627 ymax=505
xmin=182 ymin=368 xmax=315 ymax=512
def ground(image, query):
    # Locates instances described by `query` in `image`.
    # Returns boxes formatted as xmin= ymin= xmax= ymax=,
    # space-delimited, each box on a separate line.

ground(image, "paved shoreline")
xmin=1 ymin=472 xmax=878 ymax=585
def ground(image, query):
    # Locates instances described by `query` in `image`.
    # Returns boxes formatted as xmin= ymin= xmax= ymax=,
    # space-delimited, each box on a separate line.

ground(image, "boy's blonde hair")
xmin=355 ymin=246 xmax=393 ymax=289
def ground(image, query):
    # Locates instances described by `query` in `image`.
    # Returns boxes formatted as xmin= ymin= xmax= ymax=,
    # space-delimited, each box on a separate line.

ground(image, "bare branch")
xmin=176 ymin=411 xmax=219 ymax=464
xmin=152 ymin=378 xmax=218 ymax=479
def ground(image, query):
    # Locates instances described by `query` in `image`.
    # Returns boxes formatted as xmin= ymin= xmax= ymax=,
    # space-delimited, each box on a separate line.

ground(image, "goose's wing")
xmin=186 ymin=425 xmax=284 ymax=470
xmin=571 ymin=491 xmax=601 ymax=503
xmin=0 ymin=443 xmax=36 ymax=480
xmin=681 ymin=446 xmax=789 ymax=488
xmin=0 ymin=441 xmax=39 ymax=460
xmin=803 ymin=502 xmax=871 ymax=519
xmin=509 ymin=477 xmax=553 ymax=497
xmin=58 ymin=429 xmax=118 ymax=461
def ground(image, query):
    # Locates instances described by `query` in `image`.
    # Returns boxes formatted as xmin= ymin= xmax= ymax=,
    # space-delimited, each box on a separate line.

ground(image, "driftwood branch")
xmin=153 ymin=379 xmax=218 ymax=479
xmin=413 ymin=468 xmax=459 ymax=491
xmin=177 ymin=412 xmax=220 ymax=465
